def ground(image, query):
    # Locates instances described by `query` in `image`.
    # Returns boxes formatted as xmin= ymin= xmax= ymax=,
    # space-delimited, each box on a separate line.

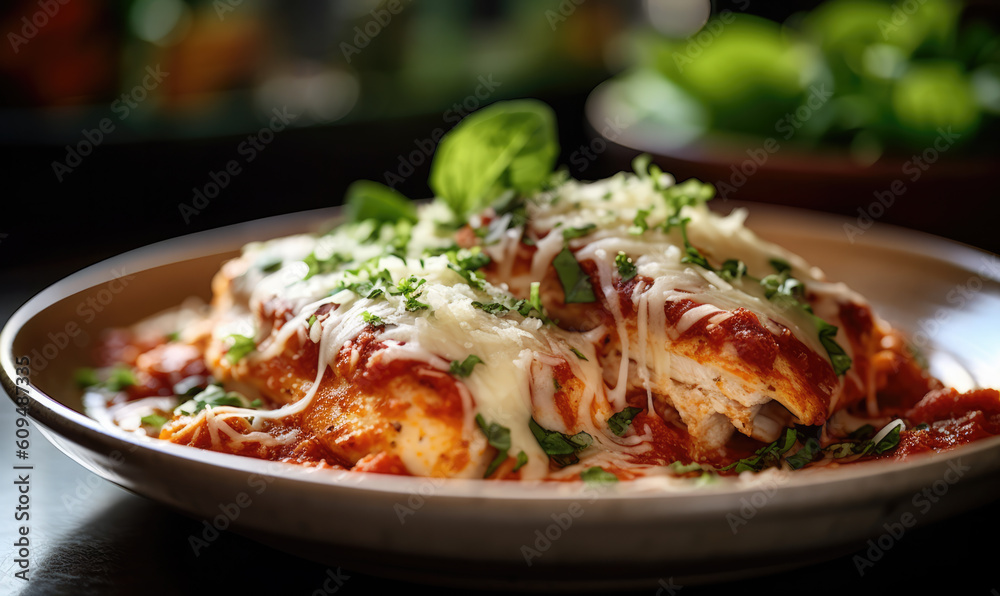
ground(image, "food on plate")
xmin=80 ymin=100 xmax=1000 ymax=482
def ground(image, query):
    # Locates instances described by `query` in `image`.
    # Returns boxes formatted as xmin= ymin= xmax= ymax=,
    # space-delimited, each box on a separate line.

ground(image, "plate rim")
xmin=3 ymin=202 xmax=1000 ymax=506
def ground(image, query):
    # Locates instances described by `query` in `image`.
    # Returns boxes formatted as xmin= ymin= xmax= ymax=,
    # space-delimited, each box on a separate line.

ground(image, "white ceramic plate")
xmin=4 ymin=205 xmax=1000 ymax=591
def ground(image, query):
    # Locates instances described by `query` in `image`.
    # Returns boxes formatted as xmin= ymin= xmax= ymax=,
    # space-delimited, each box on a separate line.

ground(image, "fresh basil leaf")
xmin=344 ymin=180 xmax=418 ymax=225
xmin=476 ymin=414 xmax=512 ymax=478
xmin=581 ymin=466 xmax=618 ymax=484
xmin=873 ymin=424 xmax=903 ymax=454
xmin=848 ymin=424 xmax=875 ymax=440
xmin=513 ymin=450 xmax=528 ymax=472
xmin=810 ymin=314 xmax=852 ymax=376
xmin=786 ymin=437 xmax=822 ymax=470
xmin=529 ymin=418 xmax=592 ymax=467
xmin=553 ymin=247 xmax=596 ymax=304
xmin=607 ymin=406 xmax=642 ymax=436
xmin=450 ymin=355 xmax=483 ymax=378
xmin=430 ymin=99 xmax=559 ymax=217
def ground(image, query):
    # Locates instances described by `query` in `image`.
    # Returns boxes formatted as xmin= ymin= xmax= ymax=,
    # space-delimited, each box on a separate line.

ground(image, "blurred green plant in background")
xmin=618 ymin=0 xmax=999 ymax=163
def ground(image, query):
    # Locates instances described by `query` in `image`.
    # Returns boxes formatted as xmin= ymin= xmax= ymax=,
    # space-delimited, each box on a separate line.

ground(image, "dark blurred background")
xmin=2 ymin=2 xmax=1000 ymax=594
xmin=1 ymin=0 xmax=998 ymax=279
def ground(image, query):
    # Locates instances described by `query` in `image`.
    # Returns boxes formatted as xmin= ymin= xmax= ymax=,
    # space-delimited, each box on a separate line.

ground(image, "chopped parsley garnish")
xmin=75 ymin=364 xmax=138 ymax=393
xmin=449 ymin=355 xmax=483 ymax=378
xmin=561 ymin=223 xmax=596 ymax=240
xmin=552 ymin=247 xmax=596 ymax=304
xmin=176 ymin=385 xmax=262 ymax=415
xmin=823 ymin=422 xmax=903 ymax=460
xmin=476 ymin=414 xmax=513 ymax=478
xmin=258 ymin=256 xmax=283 ymax=273
xmin=447 ymin=250 xmax=491 ymax=290
xmin=615 ymin=252 xmax=637 ymax=281
xmin=580 ymin=466 xmax=618 ymax=484
xmin=607 ymin=406 xmax=643 ymax=436
xmin=529 ymin=418 xmax=593 ymax=467
xmin=74 ymin=367 xmax=100 ymax=389
xmin=629 ymin=208 xmax=651 ymax=235
xmin=759 ymin=260 xmax=852 ymax=376
xmin=723 ymin=428 xmax=798 ymax=473
xmin=392 ymin=276 xmax=430 ymax=312
xmin=225 ymin=334 xmax=255 ymax=364
xmin=472 ymin=301 xmax=511 ymax=316
xmin=106 ymin=365 xmax=138 ymax=391
xmin=362 ymin=311 xmax=384 ymax=327
xmin=667 ymin=461 xmax=706 ymax=475
xmin=140 ymin=413 xmax=170 ymax=429
xmin=785 ymin=437 xmax=823 ymax=470
xmin=717 ymin=259 xmax=747 ymax=282
xmin=302 ymin=251 xmax=348 ymax=280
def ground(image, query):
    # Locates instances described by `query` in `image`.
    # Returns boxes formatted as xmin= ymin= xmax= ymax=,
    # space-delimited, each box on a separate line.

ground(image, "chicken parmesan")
xmin=81 ymin=100 xmax=1000 ymax=482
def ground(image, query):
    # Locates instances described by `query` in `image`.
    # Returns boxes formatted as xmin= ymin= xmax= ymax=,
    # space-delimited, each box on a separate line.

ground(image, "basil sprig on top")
xmin=430 ymin=99 xmax=559 ymax=219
